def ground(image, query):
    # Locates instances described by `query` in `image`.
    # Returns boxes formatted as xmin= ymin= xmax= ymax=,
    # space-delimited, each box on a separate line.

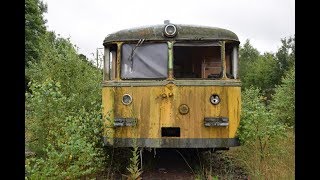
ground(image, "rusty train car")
xmin=102 ymin=21 xmax=241 ymax=149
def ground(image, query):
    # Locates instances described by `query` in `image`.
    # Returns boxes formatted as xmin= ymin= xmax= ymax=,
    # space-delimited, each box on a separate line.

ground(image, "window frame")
xmin=120 ymin=42 xmax=169 ymax=80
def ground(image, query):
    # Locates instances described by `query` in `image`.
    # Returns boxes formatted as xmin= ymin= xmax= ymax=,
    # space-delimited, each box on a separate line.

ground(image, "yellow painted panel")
xmin=102 ymin=85 xmax=241 ymax=139
xmin=102 ymin=87 xmax=115 ymax=145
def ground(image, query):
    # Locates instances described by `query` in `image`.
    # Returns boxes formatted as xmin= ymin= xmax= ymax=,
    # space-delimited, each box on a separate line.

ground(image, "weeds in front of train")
xmin=194 ymin=149 xmax=246 ymax=180
xmin=124 ymin=146 xmax=143 ymax=180
xmin=228 ymin=86 xmax=294 ymax=179
xmin=227 ymin=130 xmax=294 ymax=179
xmin=124 ymin=103 xmax=144 ymax=180
xmin=102 ymin=101 xmax=144 ymax=180
xmin=128 ymin=106 xmax=144 ymax=179
xmin=238 ymin=87 xmax=287 ymax=162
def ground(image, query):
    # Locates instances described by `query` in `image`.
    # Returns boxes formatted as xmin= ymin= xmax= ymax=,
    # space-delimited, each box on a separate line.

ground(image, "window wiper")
xmin=128 ymin=39 xmax=145 ymax=69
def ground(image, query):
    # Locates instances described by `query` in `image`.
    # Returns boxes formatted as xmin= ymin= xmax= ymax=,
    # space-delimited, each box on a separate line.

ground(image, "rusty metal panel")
xmin=204 ymin=117 xmax=229 ymax=127
xmin=102 ymin=85 xmax=241 ymax=144
xmin=102 ymin=87 xmax=115 ymax=145
xmin=103 ymin=137 xmax=240 ymax=148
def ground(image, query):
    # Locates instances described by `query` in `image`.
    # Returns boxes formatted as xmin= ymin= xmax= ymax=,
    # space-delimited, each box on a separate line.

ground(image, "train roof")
xmin=103 ymin=24 xmax=239 ymax=45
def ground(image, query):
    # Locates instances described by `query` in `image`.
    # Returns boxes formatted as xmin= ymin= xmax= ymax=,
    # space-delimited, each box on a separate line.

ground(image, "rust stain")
xmin=102 ymin=86 xmax=241 ymax=140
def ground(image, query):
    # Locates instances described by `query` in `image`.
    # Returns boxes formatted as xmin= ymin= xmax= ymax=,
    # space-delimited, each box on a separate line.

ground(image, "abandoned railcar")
xmin=102 ymin=21 xmax=241 ymax=148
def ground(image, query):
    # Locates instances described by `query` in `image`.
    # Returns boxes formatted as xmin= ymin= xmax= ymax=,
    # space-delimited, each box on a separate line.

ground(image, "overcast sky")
xmin=42 ymin=0 xmax=294 ymax=60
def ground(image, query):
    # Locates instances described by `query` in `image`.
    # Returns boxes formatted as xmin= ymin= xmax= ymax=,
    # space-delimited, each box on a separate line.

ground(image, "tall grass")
xmin=227 ymin=128 xmax=294 ymax=179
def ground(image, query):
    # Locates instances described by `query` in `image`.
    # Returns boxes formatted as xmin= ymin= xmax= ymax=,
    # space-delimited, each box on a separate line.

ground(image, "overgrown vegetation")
xmin=25 ymin=0 xmax=294 ymax=178
xmin=124 ymin=147 xmax=143 ymax=180
xmin=25 ymin=0 xmax=106 ymax=178
xmin=194 ymin=150 xmax=247 ymax=180
xmin=25 ymin=80 xmax=106 ymax=178
xmin=231 ymin=36 xmax=295 ymax=179
xmin=228 ymin=130 xmax=294 ymax=179
xmin=238 ymin=87 xmax=287 ymax=162
xmin=270 ymin=66 xmax=295 ymax=127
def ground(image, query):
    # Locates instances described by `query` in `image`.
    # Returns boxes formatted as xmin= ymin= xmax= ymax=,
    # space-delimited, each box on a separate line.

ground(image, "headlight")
xmin=122 ymin=94 xmax=132 ymax=105
xmin=210 ymin=94 xmax=220 ymax=105
xmin=164 ymin=24 xmax=177 ymax=37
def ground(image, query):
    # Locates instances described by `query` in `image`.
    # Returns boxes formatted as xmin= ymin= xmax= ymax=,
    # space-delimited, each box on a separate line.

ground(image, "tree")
xmin=239 ymin=40 xmax=260 ymax=90
xmin=26 ymin=35 xmax=102 ymax=109
xmin=270 ymin=66 xmax=295 ymax=126
xmin=239 ymin=39 xmax=292 ymax=93
xmin=275 ymin=35 xmax=295 ymax=74
xmin=239 ymin=39 xmax=260 ymax=63
xmin=243 ymin=53 xmax=282 ymax=91
xmin=25 ymin=35 xmax=105 ymax=178
xmin=238 ymin=87 xmax=286 ymax=161
xmin=25 ymin=0 xmax=47 ymax=65
xmin=239 ymin=40 xmax=282 ymax=91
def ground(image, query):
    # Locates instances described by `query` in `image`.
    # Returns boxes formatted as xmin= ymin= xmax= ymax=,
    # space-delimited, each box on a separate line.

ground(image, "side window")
xmin=103 ymin=44 xmax=117 ymax=81
xmin=225 ymin=43 xmax=238 ymax=79
xmin=110 ymin=44 xmax=118 ymax=80
xmin=232 ymin=45 xmax=239 ymax=79
xmin=103 ymin=47 xmax=110 ymax=81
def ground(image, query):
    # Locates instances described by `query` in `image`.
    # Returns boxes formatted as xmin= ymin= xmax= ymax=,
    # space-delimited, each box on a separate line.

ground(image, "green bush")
xmin=26 ymin=34 xmax=102 ymax=110
xmin=25 ymin=79 xmax=106 ymax=179
xmin=25 ymin=0 xmax=107 ymax=178
xmin=26 ymin=79 xmax=69 ymax=156
xmin=270 ymin=66 xmax=295 ymax=126
xmin=238 ymin=87 xmax=286 ymax=161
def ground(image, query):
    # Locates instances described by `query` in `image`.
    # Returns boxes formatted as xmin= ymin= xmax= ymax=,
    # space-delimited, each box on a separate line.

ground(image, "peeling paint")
xmin=103 ymin=24 xmax=239 ymax=45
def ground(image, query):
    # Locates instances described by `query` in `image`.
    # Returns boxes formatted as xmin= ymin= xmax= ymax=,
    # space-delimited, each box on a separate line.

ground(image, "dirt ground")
xmin=142 ymin=149 xmax=194 ymax=180
xmin=140 ymin=148 xmax=248 ymax=180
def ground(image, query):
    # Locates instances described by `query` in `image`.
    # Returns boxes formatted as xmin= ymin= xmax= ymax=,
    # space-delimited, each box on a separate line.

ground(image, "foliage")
xmin=238 ymin=87 xmax=286 ymax=161
xmin=240 ymin=52 xmax=282 ymax=91
xmin=239 ymin=39 xmax=260 ymax=63
xmin=276 ymin=36 xmax=295 ymax=73
xmin=234 ymin=37 xmax=295 ymax=178
xmin=125 ymin=147 xmax=143 ymax=180
xmin=229 ymin=130 xmax=295 ymax=179
xmin=25 ymin=15 xmax=105 ymax=176
xmin=270 ymin=66 xmax=295 ymax=126
xmin=25 ymin=0 xmax=47 ymax=65
xmin=26 ymin=32 xmax=102 ymax=110
xmin=26 ymin=113 xmax=105 ymax=179
xmin=239 ymin=37 xmax=295 ymax=93
xmin=26 ymin=79 xmax=68 ymax=156
xmin=25 ymin=79 xmax=106 ymax=179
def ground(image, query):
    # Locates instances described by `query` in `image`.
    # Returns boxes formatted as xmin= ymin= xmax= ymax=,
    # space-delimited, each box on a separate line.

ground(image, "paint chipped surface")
xmin=102 ymin=85 xmax=241 ymax=148
xmin=103 ymin=24 xmax=239 ymax=44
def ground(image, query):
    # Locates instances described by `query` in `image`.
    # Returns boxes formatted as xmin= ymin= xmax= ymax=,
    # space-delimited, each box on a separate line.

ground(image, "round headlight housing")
xmin=122 ymin=94 xmax=132 ymax=105
xmin=164 ymin=24 xmax=177 ymax=37
xmin=210 ymin=94 xmax=220 ymax=105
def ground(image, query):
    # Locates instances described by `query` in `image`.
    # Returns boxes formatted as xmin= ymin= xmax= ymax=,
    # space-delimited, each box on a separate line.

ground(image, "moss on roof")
xmin=103 ymin=24 xmax=239 ymax=44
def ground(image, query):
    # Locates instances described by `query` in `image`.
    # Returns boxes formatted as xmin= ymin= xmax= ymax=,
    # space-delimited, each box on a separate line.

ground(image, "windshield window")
xmin=121 ymin=43 xmax=168 ymax=79
xmin=173 ymin=43 xmax=222 ymax=79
